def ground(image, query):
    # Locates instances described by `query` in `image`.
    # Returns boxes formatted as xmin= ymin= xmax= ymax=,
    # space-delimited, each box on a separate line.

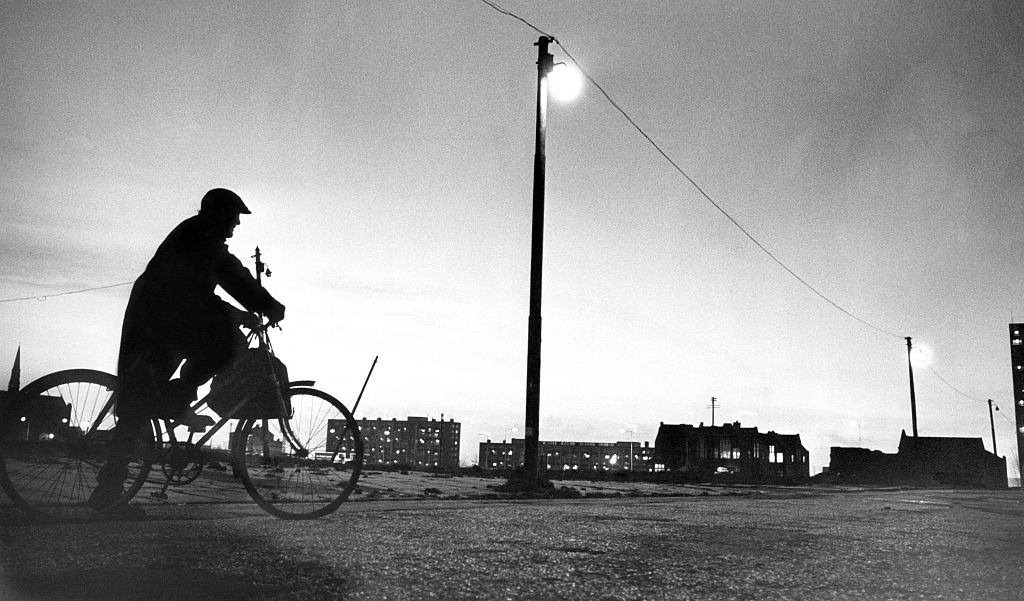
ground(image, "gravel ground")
xmin=1 ymin=484 xmax=1021 ymax=600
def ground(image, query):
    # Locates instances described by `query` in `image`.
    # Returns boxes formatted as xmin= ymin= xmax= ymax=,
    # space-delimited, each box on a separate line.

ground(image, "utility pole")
xmin=707 ymin=396 xmax=719 ymax=427
xmin=905 ymin=337 xmax=919 ymax=438
xmin=523 ymin=36 xmax=554 ymax=489
xmin=988 ymin=399 xmax=998 ymax=455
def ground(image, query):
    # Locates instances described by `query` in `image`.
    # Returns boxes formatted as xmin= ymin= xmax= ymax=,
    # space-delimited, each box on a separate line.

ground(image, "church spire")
xmin=8 ymin=346 xmax=20 ymax=393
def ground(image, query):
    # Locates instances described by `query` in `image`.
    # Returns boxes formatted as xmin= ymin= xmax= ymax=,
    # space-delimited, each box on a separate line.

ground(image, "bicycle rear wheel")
xmin=0 ymin=370 xmax=154 ymax=520
xmin=234 ymin=386 xmax=363 ymax=519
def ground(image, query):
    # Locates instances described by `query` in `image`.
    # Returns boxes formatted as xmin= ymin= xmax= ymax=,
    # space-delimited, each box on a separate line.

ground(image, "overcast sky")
xmin=2 ymin=1 xmax=1022 ymax=474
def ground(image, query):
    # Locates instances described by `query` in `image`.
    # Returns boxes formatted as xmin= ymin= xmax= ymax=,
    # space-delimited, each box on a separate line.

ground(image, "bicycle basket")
xmin=207 ymin=348 xmax=291 ymax=419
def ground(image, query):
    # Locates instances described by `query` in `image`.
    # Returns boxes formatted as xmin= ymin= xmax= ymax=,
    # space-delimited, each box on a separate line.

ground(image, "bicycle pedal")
xmin=150 ymin=491 xmax=168 ymax=500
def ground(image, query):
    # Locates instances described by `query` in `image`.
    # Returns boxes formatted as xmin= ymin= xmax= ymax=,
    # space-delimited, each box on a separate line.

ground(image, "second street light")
xmin=521 ymin=36 xmax=582 ymax=489
xmin=905 ymin=337 xmax=919 ymax=438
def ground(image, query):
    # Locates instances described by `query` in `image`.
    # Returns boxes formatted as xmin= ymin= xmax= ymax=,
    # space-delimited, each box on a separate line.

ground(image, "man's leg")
xmin=89 ymin=331 xmax=175 ymax=513
xmin=88 ymin=413 xmax=147 ymax=510
xmin=177 ymin=318 xmax=240 ymax=395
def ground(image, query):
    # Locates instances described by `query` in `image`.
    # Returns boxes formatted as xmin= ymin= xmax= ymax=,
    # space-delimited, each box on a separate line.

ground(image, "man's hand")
xmin=224 ymin=303 xmax=261 ymax=330
xmin=265 ymin=301 xmax=285 ymax=325
xmin=239 ymin=312 xmax=263 ymax=330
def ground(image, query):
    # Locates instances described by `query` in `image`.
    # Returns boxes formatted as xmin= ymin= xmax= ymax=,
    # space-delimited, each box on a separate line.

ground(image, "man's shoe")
xmin=173 ymin=410 xmax=216 ymax=433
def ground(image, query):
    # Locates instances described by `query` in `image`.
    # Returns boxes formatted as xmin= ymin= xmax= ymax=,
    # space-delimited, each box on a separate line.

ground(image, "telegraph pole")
xmin=988 ymin=399 xmax=998 ymax=455
xmin=905 ymin=337 xmax=919 ymax=438
xmin=707 ymin=396 xmax=719 ymax=426
xmin=523 ymin=36 xmax=554 ymax=489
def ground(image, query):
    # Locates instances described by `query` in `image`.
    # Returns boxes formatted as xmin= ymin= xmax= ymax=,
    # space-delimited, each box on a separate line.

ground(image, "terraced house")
xmin=654 ymin=421 xmax=809 ymax=482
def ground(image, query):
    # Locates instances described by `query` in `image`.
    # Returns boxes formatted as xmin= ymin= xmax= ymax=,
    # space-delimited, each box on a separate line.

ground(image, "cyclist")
xmin=89 ymin=188 xmax=286 ymax=516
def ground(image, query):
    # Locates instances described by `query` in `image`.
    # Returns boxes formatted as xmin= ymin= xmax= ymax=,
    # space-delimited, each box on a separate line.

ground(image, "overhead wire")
xmin=927 ymin=366 xmax=986 ymax=404
xmin=927 ymin=365 xmax=1015 ymax=425
xmin=0 ymin=2 xmax=1012 ymax=421
xmin=477 ymin=0 xmax=1013 ymax=410
xmin=0 ymin=281 xmax=132 ymax=304
xmin=478 ymin=0 xmax=551 ymax=37
xmin=478 ymin=0 xmax=900 ymax=341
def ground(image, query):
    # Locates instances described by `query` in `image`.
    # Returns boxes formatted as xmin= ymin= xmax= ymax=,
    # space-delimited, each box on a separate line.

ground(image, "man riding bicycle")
xmin=89 ymin=188 xmax=286 ymax=515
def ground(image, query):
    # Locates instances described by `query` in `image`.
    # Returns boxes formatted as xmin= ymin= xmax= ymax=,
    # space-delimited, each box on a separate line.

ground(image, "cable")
xmin=927 ymin=366 xmax=987 ymax=403
xmin=478 ymin=0 xmax=1024 ymax=409
xmin=477 ymin=0 xmax=902 ymax=341
xmin=478 ymin=0 xmax=552 ymax=37
xmin=0 ymin=281 xmax=132 ymax=304
xmin=927 ymin=366 xmax=1018 ymax=428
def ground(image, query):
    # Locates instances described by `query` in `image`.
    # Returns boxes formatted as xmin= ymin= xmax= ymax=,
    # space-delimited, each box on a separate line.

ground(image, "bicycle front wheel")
xmin=234 ymin=386 xmax=363 ymax=519
xmin=0 ymin=369 xmax=155 ymax=520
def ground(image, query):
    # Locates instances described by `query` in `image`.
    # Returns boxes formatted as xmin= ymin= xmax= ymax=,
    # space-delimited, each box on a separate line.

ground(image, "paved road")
xmin=1 ymin=488 xmax=1021 ymax=600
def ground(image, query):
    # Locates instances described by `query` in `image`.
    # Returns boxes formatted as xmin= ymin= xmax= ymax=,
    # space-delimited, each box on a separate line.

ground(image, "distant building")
xmin=244 ymin=423 xmax=284 ymax=457
xmin=330 ymin=416 xmax=461 ymax=471
xmin=1009 ymin=324 xmax=1024 ymax=483
xmin=478 ymin=439 xmax=654 ymax=473
xmin=653 ymin=421 xmax=810 ymax=482
xmin=827 ymin=431 xmax=1007 ymax=488
xmin=1 ymin=349 xmax=72 ymax=441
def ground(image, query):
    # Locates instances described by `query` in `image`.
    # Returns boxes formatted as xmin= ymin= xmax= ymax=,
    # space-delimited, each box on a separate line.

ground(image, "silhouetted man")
xmin=89 ymin=188 xmax=285 ymax=516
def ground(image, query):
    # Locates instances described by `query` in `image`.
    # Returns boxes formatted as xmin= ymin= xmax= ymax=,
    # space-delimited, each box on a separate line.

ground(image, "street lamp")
xmin=549 ymin=62 xmax=584 ymax=103
xmin=904 ymin=337 xmax=931 ymax=438
xmin=987 ymin=400 xmax=999 ymax=455
xmin=520 ymin=36 xmax=585 ymax=489
xmin=521 ymin=36 xmax=584 ymax=490
xmin=522 ymin=36 xmax=554 ymax=489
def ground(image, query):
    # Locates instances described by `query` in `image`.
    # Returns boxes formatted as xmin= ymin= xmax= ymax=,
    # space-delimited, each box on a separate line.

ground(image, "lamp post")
xmin=518 ymin=37 xmax=583 ymax=488
xmin=905 ymin=337 xmax=919 ymax=438
xmin=522 ymin=36 xmax=555 ymax=489
xmin=987 ymin=399 xmax=998 ymax=455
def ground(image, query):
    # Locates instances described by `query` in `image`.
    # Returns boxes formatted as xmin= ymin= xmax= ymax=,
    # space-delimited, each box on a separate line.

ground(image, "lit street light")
xmin=549 ymin=62 xmax=584 ymax=103
xmin=987 ymin=400 xmax=998 ymax=455
xmin=905 ymin=337 xmax=919 ymax=438
xmin=520 ymin=37 xmax=584 ymax=488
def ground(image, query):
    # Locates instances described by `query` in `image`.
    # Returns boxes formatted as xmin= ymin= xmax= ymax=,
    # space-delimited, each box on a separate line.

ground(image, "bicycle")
xmin=0 ymin=260 xmax=367 ymax=521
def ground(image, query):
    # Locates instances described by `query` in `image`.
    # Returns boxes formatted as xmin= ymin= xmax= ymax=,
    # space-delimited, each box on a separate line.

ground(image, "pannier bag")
xmin=207 ymin=348 xmax=291 ymax=419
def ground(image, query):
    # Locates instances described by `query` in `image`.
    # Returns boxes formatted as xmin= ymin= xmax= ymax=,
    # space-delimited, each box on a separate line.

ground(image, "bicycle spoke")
xmin=0 ymin=370 xmax=155 ymax=519
xmin=235 ymin=387 xmax=363 ymax=519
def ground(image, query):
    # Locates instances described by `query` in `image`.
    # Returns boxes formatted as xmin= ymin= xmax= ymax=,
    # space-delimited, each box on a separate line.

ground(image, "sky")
xmin=2 ymin=1 xmax=1023 ymax=475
